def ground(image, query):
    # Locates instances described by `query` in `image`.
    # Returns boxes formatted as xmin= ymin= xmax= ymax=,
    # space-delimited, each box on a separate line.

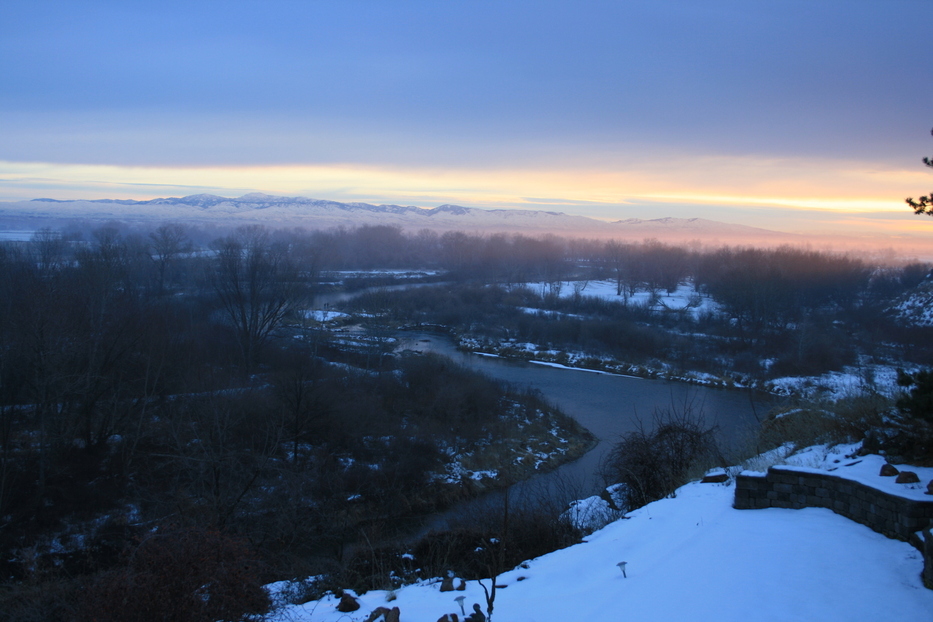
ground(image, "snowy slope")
xmin=892 ymin=279 xmax=933 ymax=327
xmin=273 ymin=475 xmax=933 ymax=622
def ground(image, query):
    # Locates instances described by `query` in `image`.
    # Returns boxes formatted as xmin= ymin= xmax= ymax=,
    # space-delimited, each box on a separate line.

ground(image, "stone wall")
xmin=734 ymin=465 xmax=933 ymax=588
xmin=734 ymin=466 xmax=933 ymax=542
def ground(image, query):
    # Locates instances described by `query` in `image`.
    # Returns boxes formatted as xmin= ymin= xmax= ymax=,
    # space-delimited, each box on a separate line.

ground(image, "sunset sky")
xmin=1 ymin=1 xmax=932 ymax=237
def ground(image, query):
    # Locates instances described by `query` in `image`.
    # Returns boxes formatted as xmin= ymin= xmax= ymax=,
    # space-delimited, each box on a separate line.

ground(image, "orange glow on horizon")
xmin=1 ymin=158 xmax=929 ymax=238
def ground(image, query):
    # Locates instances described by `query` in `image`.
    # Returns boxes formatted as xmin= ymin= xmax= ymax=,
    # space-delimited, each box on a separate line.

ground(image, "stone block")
xmin=770 ymin=471 xmax=796 ymax=485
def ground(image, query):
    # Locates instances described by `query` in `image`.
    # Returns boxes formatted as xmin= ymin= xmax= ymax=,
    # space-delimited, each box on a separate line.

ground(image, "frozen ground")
xmin=270 ymin=446 xmax=933 ymax=622
xmin=529 ymin=279 xmax=720 ymax=320
xmin=324 ymin=269 xmax=442 ymax=280
xmin=303 ymin=309 xmax=351 ymax=322
xmin=767 ymin=363 xmax=908 ymax=401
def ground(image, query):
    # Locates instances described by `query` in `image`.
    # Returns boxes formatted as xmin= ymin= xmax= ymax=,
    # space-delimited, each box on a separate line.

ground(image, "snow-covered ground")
xmin=303 ymin=309 xmax=351 ymax=322
xmin=324 ymin=269 xmax=442 ymax=280
xmin=891 ymin=279 xmax=933 ymax=327
xmin=530 ymin=279 xmax=721 ymax=319
xmin=270 ymin=448 xmax=933 ymax=622
xmin=767 ymin=363 xmax=908 ymax=401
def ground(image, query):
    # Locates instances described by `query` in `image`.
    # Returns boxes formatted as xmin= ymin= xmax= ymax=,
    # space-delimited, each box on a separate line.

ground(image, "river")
xmin=314 ymin=289 xmax=774 ymax=522
xmin=392 ymin=331 xmax=773 ymax=528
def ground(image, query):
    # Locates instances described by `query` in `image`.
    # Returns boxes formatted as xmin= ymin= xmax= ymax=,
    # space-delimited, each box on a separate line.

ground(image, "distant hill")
xmin=891 ymin=279 xmax=933 ymax=327
xmin=0 ymin=193 xmax=928 ymax=256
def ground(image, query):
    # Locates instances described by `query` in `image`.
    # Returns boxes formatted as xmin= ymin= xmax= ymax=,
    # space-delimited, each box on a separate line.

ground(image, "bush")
xmin=80 ymin=527 xmax=269 ymax=622
xmin=600 ymin=403 xmax=722 ymax=509
xmin=0 ymin=576 xmax=83 ymax=622
xmin=757 ymin=396 xmax=888 ymax=452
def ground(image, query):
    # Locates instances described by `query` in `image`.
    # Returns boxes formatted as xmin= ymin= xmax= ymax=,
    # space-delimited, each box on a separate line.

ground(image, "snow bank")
xmin=271 ymin=477 xmax=933 ymax=622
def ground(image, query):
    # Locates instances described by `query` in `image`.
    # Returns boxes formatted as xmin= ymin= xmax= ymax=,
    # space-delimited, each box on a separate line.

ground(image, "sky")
xmin=1 ymin=0 xmax=932 ymax=238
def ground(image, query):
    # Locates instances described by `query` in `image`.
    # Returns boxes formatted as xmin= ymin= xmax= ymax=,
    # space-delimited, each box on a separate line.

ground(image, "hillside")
xmin=271 ymin=446 xmax=933 ymax=622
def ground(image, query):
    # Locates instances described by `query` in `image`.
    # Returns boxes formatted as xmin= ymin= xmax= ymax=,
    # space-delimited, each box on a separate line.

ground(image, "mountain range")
xmin=0 ymin=193 xmax=926 ymax=256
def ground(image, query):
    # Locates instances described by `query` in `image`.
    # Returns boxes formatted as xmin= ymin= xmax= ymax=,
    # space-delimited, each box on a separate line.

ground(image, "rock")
xmin=880 ymin=463 xmax=900 ymax=477
xmin=437 ymin=615 xmax=460 ymax=622
xmin=364 ymin=606 xmax=401 ymax=622
xmin=336 ymin=593 xmax=360 ymax=612
xmin=701 ymin=473 xmax=729 ymax=483
xmin=439 ymin=575 xmax=455 ymax=592
xmin=896 ymin=471 xmax=921 ymax=484
xmin=457 ymin=579 xmax=467 ymax=591
xmin=466 ymin=603 xmax=486 ymax=622
xmin=927 ymin=480 xmax=933 ymax=495
xmin=364 ymin=607 xmax=391 ymax=622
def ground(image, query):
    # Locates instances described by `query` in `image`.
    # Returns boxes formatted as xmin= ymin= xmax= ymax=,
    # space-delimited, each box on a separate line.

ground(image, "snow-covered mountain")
xmin=8 ymin=193 xmax=933 ymax=258
xmin=0 ymin=193 xmax=807 ymax=247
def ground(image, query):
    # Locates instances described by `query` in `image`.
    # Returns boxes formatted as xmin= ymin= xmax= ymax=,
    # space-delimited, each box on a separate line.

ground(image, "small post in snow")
xmin=617 ymin=561 xmax=628 ymax=578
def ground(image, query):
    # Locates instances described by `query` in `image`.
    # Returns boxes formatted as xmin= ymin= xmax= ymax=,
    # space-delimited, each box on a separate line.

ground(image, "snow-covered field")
xmin=767 ymin=363 xmax=909 ymax=401
xmin=324 ymin=269 xmax=442 ymax=280
xmin=529 ymin=279 xmax=721 ymax=319
xmin=270 ymin=447 xmax=933 ymax=622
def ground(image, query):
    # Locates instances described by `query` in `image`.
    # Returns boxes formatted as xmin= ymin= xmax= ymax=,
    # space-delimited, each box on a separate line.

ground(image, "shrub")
xmin=80 ymin=527 xmax=269 ymax=622
xmin=600 ymin=403 xmax=722 ymax=509
xmin=897 ymin=368 xmax=933 ymax=422
xmin=757 ymin=395 xmax=888 ymax=452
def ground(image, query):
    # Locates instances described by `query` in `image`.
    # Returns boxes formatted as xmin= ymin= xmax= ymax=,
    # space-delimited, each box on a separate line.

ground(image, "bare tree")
xmin=604 ymin=240 xmax=631 ymax=298
xmin=149 ymin=223 xmax=192 ymax=295
xmin=29 ymin=228 xmax=68 ymax=274
xmin=210 ymin=225 xmax=308 ymax=373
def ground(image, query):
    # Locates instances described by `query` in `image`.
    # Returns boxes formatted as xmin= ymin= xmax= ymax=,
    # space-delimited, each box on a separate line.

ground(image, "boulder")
xmin=336 ymin=593 xmax=360 ymax=612
xmin=880 ymin=463 xmax=900 ymax=477
xmin=364 ymin=607 xmax=391 ymax=622
xmin=701 ymin=473 xmax=729 ymax=483
xmin=437 ymin=615 xmax=460 ymax=622
xmin=926 ymin=480 xmax=933 ymax=496
xmin=896 ymin=471 xmax=921 ymax=484
xmin=439 ymin=575 xmax=455 ymax=592
xmin=364 ymin=606 xmax=401 ymax=622
xmin=466 ymin=603 xmax=486 ymax=622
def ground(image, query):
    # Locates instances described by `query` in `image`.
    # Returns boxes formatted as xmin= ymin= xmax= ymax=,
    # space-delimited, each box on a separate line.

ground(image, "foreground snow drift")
xmin=273 ymin=480 xmax=933 ymax=622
